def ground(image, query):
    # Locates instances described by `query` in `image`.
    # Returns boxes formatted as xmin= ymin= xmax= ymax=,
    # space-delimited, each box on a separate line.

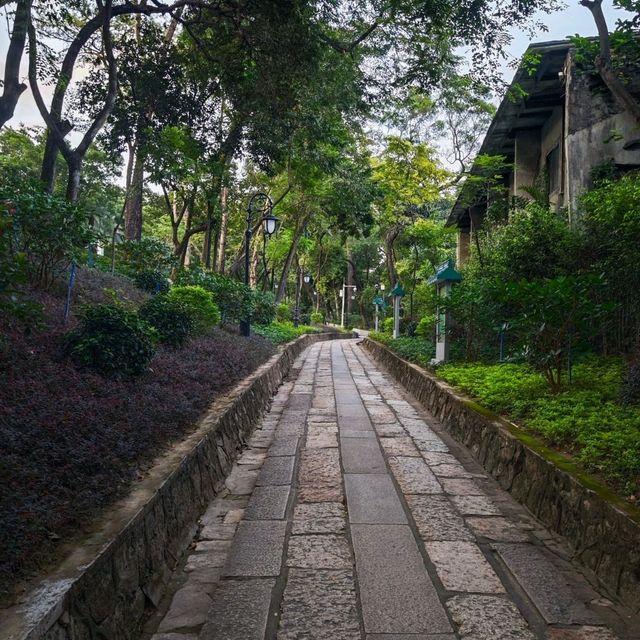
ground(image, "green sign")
xmin=373 ymin=296 xmax=385 ymax=306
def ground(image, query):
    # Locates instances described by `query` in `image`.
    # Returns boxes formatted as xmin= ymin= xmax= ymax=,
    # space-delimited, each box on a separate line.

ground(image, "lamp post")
xmin=374 ymin=283 xmax=385 ymax=332
xmin=294 ymin=269 xmax=312 ymax=327
xmin=340 ymin=283 xmax=357 ymax=328
xmin=241 ymin=193 xmax=278 ymax=337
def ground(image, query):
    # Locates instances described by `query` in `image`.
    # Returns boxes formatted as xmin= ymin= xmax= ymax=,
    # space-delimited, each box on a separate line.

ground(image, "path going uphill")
xmin=145 ymin=340 xmax=639 ymax=640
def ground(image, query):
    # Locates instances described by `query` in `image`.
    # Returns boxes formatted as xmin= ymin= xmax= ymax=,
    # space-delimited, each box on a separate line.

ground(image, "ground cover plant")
xmin=0 ymin=270 xmax=276 ymax=605
xmin=437 ymin=359 xmax=640 ymax=498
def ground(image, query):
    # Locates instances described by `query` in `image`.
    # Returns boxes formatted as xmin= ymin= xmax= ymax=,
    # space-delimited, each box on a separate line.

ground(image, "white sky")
xmin=0 ymin=2 xmax=629 ymax=131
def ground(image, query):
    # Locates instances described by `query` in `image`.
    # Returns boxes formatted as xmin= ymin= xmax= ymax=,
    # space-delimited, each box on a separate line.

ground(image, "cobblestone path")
xmin=145 ymin=340 xmax=639 ymax=640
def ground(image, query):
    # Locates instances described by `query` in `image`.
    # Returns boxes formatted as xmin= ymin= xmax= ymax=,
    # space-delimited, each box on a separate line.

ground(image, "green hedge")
xmin=253 ymin=321 xmax=319 ymax=345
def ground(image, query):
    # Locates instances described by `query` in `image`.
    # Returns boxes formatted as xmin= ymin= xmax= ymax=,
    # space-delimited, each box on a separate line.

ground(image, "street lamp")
xmin=374 ymin=283 xmax=385 ymax=332
xmin=294 ymin=270 xmax=312 ymax=327
xmin=241 ymin=193 xmax=278 ymax=337
xmin=340 ymin=282 xmax=357 ymax=328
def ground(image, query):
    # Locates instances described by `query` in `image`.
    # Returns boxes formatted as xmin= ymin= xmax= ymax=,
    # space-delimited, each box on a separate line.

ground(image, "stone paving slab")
xmin=451 ymin=494 xmax=501 ymax=516
xmin=157 ymin=585 xmax=211 ymax=632
xmin=440 ymin=478 xmax=484 ymax=496
xmin=345 ymin=474 xmax=407 ymax=524
xmin=466 ymin=516 xmax=530 ymax=542
xmin=341 ymin=437 xmax=386 ymax=474
xmin=544 ymin=627 xmax=619 ymax=640
xmin=268 ymin=436 xmax=300 ymax=457
xmin=244 ymin=485 xmax=291 ymax=520
xmin=379 ymin=436 xmax=421 ymax=457
xmin=406 ymin=495 xmax=475 ymax=541
xmin=494 ymin=543 xmax=601 ymax=625
xmin=388 ymin=456 xmax=443 ymax=494
xmin=366 ymin=635 xmax=456 ymax=640
xmin=351 ymin=524 xmax=452 ymax=635
xmin=256 ymin=455 xmax=295 ymax=486
xmin=287 ymin=534 xmax=353 ymax=569
xmin=425 ymin=541 xmax=505 ymax=593
xmin=222 ymin=520 xmax=286 ymax=577
xmin=200 ymin=579 xmax=275 ymax=640
xmin=292 ymin=502 xmax=346 ymax=535
xmin=278 ymin=569 xmax=361 ymax=640
xmin=446 ymin=594 xmax=536 ymax=639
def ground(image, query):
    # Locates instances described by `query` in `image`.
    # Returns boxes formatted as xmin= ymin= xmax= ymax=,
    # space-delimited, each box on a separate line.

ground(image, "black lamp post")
xmin=294 ymin=270 xmax=312 ymax=328
xmin=241 ymin=193 xmax=278 ymax=337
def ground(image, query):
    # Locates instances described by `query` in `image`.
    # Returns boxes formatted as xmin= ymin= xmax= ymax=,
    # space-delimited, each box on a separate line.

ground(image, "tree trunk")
xmin=276 ymin=217 xmax=306 ymax=303
xmin=215 ymin=186 xmax=229 ymax=273
xmin=66 ymin=154 xmax=82 ymax=202
xmin=581 ymin=0 xmax=640 ymax=123
xmin=124 ymin=147 xmax=144 ymax=241
xmin=384 ymin=221 xmax=402 ymax=286
xmin=0 ymin=0 xmax=32 ymax=129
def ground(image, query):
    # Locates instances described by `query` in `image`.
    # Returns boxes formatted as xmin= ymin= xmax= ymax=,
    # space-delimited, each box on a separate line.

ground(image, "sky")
xmin=0 ymin=2 xmax=630 ymax=131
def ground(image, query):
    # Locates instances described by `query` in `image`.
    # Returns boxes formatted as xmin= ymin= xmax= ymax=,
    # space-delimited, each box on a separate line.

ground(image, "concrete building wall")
xmin=513 ymin=128 xmax=541 ymax=199
xmin=540 ymin=106 xmax=564 ymax=208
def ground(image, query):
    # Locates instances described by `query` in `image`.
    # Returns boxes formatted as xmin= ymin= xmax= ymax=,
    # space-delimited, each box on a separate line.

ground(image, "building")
xmin=448 ymin=39 xmax=640 ymax=266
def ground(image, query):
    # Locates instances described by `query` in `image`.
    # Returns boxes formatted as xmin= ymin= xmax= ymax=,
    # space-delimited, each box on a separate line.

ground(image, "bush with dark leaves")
xmin=139 ymin=295 xmax=194 ymax=347
xmin=134 ymin=269 xmax=170 ymax=293
xmin=64 ymin=304 xmax=156 ymax=376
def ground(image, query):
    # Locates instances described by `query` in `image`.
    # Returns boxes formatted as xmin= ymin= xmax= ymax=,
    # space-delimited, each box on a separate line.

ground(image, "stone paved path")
xmin=145 ymin=340 xmax=640 ymax=640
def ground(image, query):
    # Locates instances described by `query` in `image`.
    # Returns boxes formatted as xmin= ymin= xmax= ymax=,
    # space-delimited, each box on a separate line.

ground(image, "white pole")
xmin=341 ymin=283 xmax=346 ymax=328
xmin=375 ymin=303 xmax=379 ymax=332
xmin=393 ymin=295 xmax=400 ymax=339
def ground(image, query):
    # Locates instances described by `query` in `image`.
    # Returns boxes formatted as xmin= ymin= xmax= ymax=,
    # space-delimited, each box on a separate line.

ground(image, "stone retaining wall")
xmin=362 ymin=338 xmax=640 ymax=613
xmin=1 ymin=333 xmax=344 ymax=640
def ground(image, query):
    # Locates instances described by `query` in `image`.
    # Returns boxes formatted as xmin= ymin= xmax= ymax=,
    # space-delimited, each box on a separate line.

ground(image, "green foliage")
xmin=369 ymin=333 xmax=436 ymax=368
xmin=0 ymin=202 xmax=42 ymax=323
xmin=175 ymin=268 xmax=253 ymax=325
xmin=621 ymin=360 xmax=640 ymax=407
xmin=310 ymin=311 xmax=324 ymax=324
xmin=64 ymin=304 xmax=156 ymax=377
xmin=383 ymin=317 xmax=394 ymax=334
xmin=496 ymin=275 xmax=612 ymax=392
xmin=415 ymin=315 xmax=435 ymax=338
xmin=438 ymin=359 xmax=640 ymax=494
xmin=139 ymin=295 xmax=194 ymax=347
xmin=253 ymin=321 xmax=318 ymax=345
xmin=0 ymin=178 xmax=93 ymax=288
xmin=134 ymin=270 xmax=170 ymax=293
xmin=276 ymin=302 xmax=292 ymax=322
xmin=166 ymin=285 xmax=221 ymax=333
xmin=120 ymin=238 xmax=177 ymax=276
xmin=251 ymin=291 xmax=277 ymax=326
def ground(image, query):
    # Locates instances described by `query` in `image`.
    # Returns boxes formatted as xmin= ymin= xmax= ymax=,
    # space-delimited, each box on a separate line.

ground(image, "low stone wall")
xmin=362 ymin=338 xmax=640 ymax=614
xmin=1 ymin=333 xmax=344 ymax=640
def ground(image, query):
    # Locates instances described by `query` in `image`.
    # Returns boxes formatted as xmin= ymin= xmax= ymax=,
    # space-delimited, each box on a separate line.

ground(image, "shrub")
xmin=253 ymin=320 xmax=318 ymax=345
xmin=167 ymin=285 xmax=221 ymax=333
xmin=496 ymin=274 xmax=612 ymax=393
xmin=251 ymin=290 xmax=277 ymax=325
xmin=64 ymin=304 xmax=156 ymax=376
xmin=383 ymin=317 xmax=394 ymax=334
xmin=276 ymin=302 xmax=292 ymax=322
xmin=415 ymin=315 xmax=435 ymax=339
xmin=175 ymin=268 xmax=252 ymax=325
xmin=310 ymin=311 xmax=324 ymax=325
xmin=0 ymin=202 xmax=42 ymax=323
xmin=120 ymin=237 xmax=177 ymax=276
xmin=0 ymin=177 xmax=93 ymax=288
xmin=139 ymin=295 xmax=194 ymax=347
xmin=134 ymin=269 xmax=170 ymax=293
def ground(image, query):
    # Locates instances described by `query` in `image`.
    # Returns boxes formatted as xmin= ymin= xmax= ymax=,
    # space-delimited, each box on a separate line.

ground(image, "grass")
xmin=368 ymin=334 xmax=640 ymax=499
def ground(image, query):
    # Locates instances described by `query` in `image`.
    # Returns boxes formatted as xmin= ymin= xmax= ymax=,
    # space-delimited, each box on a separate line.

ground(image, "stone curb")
xmin=361 ymin=338 xmax=640 ymax=614
xmin=0 ymin=332 xmax=346 ymax=640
